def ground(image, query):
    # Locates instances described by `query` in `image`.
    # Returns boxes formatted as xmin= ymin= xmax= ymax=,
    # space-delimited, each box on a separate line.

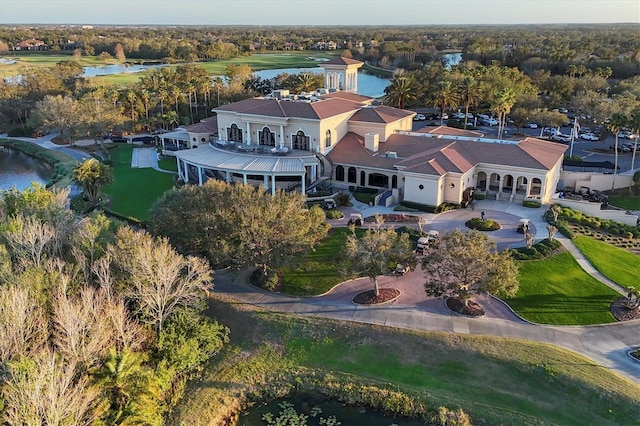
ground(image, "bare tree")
xmin=3 ymin=350 xmax=99 ymax=426
xmin=547 ymin=225 xmax=558 ymax=241
xmin=2 ymin=215 xmax=56 ymax=269
xmin=417 ymin=216 xmax=427 ymax=234
xmin=524 ymin=232 xmax=535 ymax=249
xmin=550 ymin=205 xmax=562 ymax=222
xmin=111 ymin=227 xmax=213 ymax=332
xmin=0 ymin=285 xmax=48 ymax=367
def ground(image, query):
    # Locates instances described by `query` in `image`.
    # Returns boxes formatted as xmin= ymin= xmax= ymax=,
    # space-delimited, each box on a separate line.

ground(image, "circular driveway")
xmin=429 ymin=208 xmax=535 ymax=250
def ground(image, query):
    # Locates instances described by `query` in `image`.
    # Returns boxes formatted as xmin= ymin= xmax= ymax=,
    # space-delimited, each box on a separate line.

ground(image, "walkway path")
xmin=215 ymin=197 xmax=640 ymax=383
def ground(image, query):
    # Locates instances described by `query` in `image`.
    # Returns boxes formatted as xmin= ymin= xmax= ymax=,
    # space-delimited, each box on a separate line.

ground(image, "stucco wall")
xmin=552 ymin=196 xmax=639 ymax=226
xmin=403 ymin=175 xmax=441 ymax=206
xmin=560 ymin=171 xmax=632 ymax=192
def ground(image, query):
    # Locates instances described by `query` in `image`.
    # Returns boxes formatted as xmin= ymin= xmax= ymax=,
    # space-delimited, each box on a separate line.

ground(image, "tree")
xmin=607 ymin=112 xmax=627 ymax=190
xmin=114 ymin=42 xmax=126 ymax=63
xmin=384 ymin=75 xmax=418 ymax=109
xmin=422 ymin=229 xmax=519 ymax=307
xmin=458 ymin=76 xmax=481 ymax=129
xmin=72 ymin=159 xmax=114 ymax=204
xmin=430 ymin=80 xmax=459 ymax=125
xmin=110 ymin=227 xmax=212 ymax=333
xmin=491 ymin=88 xmax=516 ymax=139
xmin=547 ymin=225 xmax=558 ymax=241
xmin=628 ymin=109 xmax=640 ymax=185
xmin=147 ymin=180 xmax=329 ymax=274
xmin=343 ymin=216 xmax=417 ymax=297
xmin=29 ymin=95 xmax=78 ymax=145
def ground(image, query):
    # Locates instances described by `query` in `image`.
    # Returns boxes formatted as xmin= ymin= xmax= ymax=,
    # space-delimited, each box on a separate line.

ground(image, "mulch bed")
xmin=364 ymin=214 xmax=420 ymax=223
xmin=353 ymin=288 xmax=400 ymax=305
xmin=610 ymin=298 xmax=640 ymax=321
xmin=446 ymin=297 xmax=485 ymax=317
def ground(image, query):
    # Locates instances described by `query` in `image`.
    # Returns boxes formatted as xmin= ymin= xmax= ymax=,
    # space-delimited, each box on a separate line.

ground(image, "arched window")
xmin=293 ymin=130 xmax=310 ymax=151
xmin=325 ymin=130 xmax=331 ymax=148
xmin=335 ymin=165 xmax=345 ymax=181
xmin=227 ymin=124 xmax=242 ymax=142
xmin=347 ymin=167 xmax=357 ymax=183
xmin=392 ymin=175 xmax=398 ymax=189
xmin=259 ymin=127 xmax=275 ymax=146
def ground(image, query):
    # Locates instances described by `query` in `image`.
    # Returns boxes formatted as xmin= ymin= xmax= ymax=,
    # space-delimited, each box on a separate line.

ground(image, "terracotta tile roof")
xmin=185 ymin=116 xmax=218 ymax=133
xmin=349 ymin=106 xmax=414 ymax=124
xmin=417 ymin=125 xmax=484 ymax=138
xmin=320 ymin=91 xmax=373 ymax=104
xmin=323 ymin=57 xmax=364 ymax=66
xmin=213 ymin=97 xmax=360 ymax=120
xmin=328 ymin=133 xmax=567 ymax=176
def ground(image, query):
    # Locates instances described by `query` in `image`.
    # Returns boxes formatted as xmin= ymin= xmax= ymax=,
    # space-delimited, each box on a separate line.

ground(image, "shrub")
xmin=324 ymin=209 xmax=343 ymax=220
xmin=554 ymin=220 xmax=575 ymax=239
xmin=523 ymin=200 xmax=541 ymax=208
xmin=400 ymin=201 xmax=436 ymax=213
xmin=465 ymin=217 xmax=500 ymax=231
xmin=334 ymin=192 xmax=351 ymax=207
xmin=435 ymin=202 xmax=459 ymax=213
xmin=511 ymin=238 xmax=561 ymax=260
xmin=473 ymin=193 xmax=486 ymax=200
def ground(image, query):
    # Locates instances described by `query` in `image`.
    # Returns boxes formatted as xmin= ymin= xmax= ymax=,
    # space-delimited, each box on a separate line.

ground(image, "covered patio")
xmin=172 ymin=143 xmax=322 ymax=194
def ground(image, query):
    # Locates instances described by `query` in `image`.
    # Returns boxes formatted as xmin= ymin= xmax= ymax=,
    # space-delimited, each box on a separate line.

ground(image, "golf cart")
xmin=517 ymin=218 xmax=530 ymax=234
xmin=416 ymin=230 xmax=439 ymax=254
xmin=323 ymin=198 xmax=336 ymax=210
xmin=348 ymin=213 xmax=363 ymax=226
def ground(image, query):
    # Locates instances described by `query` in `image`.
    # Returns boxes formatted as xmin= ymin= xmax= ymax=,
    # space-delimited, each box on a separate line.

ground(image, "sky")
xmin=0 ymin=0 xmax=638 ymax=26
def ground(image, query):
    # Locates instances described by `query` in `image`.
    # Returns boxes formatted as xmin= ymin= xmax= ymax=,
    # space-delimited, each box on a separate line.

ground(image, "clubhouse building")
xmin=164 ymin=57 xmax=567 ymax=206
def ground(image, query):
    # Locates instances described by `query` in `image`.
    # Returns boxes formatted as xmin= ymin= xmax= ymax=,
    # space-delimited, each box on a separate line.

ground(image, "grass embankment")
xmin=102 ymin=145 xmax=174 ymax=222
xmin=0 ymin=139 xmax=77 ymax=188
xmin=605 ymin=188 xmax=640 ymax=211
xmin=573 ymin=235 xmax=640 ymax=291
xmin=509 ymin=251 xmax=620 ymax=325
xmin=172 ymin=295 xmax=640 ymax=426
xmin=0 ymin=54 xmax=107 ymax=78
xmin=157 ymin=156 xmax=178 ymax=172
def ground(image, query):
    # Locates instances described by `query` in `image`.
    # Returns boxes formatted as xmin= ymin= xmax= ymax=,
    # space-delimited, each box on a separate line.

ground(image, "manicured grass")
xmin=507 ymin=251 xmax=619 ymax=325
xmin=607 ymin=195 xmax=640 ymax=211
xmin=158 ymin=156 xmax=178 ymax=172
xmin=102 ymin=145 xmax=175 ymax=221
xmin=0 ymin=54 xmax=119 ymax=78
xmin=573 ymin=235 xmax=640 ymax=291
xmin=280 ymin=227 xmax=363 ymax=295
xmin=175 ymin=296 xmax=640 ymax=426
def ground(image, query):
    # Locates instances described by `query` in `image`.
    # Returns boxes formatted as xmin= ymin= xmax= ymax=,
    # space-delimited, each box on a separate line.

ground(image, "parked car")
xmin=526 ymin=123 xmax=538 ymax=129
xmin=110 ymin=135 xmax=128 ymax=143
xmin=481 ymin=117 xmax=498 ymax=126
xmin=551 ymin=134 xmax=572 ymax=143
xmin=413 ymin=113 xmax=426 ymax=121
xmin=131 ymin=135 xmax=155 ymax=144
xmin=517 ymin=218 xmax=530 ymax=234
xmin=439 ymin=113 xmax=449 ymax=120
xmin=452 ymin=112 xmax=466 ymax=119
xmin=580 ymin=133 xmax=599 ymax=141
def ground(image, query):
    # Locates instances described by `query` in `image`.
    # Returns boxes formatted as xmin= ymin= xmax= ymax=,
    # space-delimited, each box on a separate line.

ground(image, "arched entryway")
xmin=476 ymin=171 xmax=487 ymax=191
xmin=335 ymin=165 xmax=345 ymax=181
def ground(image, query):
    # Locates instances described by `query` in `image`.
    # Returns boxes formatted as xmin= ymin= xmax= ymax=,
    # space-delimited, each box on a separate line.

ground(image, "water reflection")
xmin=0 ymin=147 xmax=52 ymax=191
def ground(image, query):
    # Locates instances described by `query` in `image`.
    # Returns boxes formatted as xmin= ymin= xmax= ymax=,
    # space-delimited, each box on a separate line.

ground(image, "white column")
xmin=225 ymin=171 xmax=231 ymax=183
xmin=279 ymin=125 xmax=284 ymax=147
xmin=198 ymin=166 xmax=203 ymax=185
xmin=245 ymin=122 xmax=251 ymax=143
xmin=183 ymin=162 xmax=189 ymax=183
xmin=301 ymin=174 xmax=305 ymax=194
xmin=176 ymin=158 xmax=182 ymax=180
xmin=271 ymin=175 xmax=276 ymax=195
xmin=243 ymin=174 xmax=247 ymax=185
xmin=526 ymin=179 xmax=531 ymax=197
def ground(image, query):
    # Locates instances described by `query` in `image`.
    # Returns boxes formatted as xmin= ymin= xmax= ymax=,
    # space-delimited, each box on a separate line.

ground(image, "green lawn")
xmin=175 ymin=297 xmax=640 ymax=426
xmin=280 ymin=227 xmax=363 ymax=295
xmin=102 ymin=145 xmax=175 ymax=221
xmin=158 ymin=156 xmax=178 ymax=172
xmin=507 ymin=251 xmax=620 ymax=325
xmin=607 ymin=196 xmax=640 ymax=211
xmin=573 ymin=235 xmax=640 ymax=291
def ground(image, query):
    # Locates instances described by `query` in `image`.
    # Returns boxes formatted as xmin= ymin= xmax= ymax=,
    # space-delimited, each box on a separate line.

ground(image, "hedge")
xmin=511 ymin=238 xmax=562 ymax=260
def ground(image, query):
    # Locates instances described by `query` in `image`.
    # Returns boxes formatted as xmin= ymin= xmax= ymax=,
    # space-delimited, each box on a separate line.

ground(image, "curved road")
xmin=214 ymin=205 xmax=640 ymax=384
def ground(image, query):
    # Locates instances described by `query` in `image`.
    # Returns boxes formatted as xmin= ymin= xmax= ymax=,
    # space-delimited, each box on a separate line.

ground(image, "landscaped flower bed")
xmin=465 ymin=217 xmax=500 ymax=231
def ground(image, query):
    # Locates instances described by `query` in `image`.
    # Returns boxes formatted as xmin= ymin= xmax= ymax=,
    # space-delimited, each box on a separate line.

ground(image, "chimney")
xmin=364 ymin=133 xmax=379 ymax=153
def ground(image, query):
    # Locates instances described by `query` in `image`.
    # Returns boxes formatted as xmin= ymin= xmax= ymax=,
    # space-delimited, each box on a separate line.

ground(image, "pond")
xmin=253 ymin=67 xmax=390 ymax=98
xmin=81 ymin=63 xmax=166 ymax=77
xmin=238 ymin=393 xmax=425 ymax=426
xmin=0 ymin=147 xmax=52 ymax=192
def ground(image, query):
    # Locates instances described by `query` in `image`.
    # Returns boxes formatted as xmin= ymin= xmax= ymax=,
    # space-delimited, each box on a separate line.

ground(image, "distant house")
xmin=13 ymin=38 xmax=47 ymax=51
xmin=312 ymin=41 xmax=337 ymax=51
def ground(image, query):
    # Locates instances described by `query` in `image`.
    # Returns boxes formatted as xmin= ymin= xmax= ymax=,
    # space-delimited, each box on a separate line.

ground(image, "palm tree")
xmin=125 ymin=90 xmax=137 ymax=122
xmin=157 ymin=88 xmax=168 ymax=116
xmin=491 ymin=88 xmax=517 ymax=139
xmin=384 ymin=75 xmax=417 ymax=110
xmin=458 ymin=76 xmax=481 ymax=129
xmin=72 ymin=158 xmax=114 ymax=204
xmin=627 ymin=109 xmax=640 ymax=190
xmin=94 ymin=347 xmax=162 ymax=425
xmin=293 ymin=72 xmax=323 ymax=93
xmin=430 ymin=80 xmax=459 ymax=125
xmin=607 ymin=112 xmax=627 ymax=190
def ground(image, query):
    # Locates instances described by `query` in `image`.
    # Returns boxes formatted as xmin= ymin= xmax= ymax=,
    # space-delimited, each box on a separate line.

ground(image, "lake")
xmin=253 ymin=67 xmax=390 ymax=98
xmin=81 ymin=63 xmax=166 ymax=77
xmin=0 ymin=147 xmax=52 ymax=192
